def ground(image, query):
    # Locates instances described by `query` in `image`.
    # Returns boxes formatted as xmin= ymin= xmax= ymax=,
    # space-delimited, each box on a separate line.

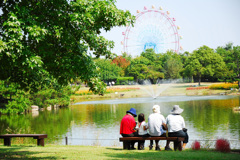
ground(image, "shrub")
xmin=215 ymin=138 xmax=231 ymax=152
xmin=0 ymin=82 xmax=31 ymax=114
xmin=116 ymin=77 xmax=134 ymax=85
xmin=29 ymin=85 xmax=74 ymax=110
xmin=0 ymin=93 xmax=31 ymax=114
xmin=191 ymin=140 xmax=201 ymax=150
xmin=0 ymin=80 xmax=77 ymax=114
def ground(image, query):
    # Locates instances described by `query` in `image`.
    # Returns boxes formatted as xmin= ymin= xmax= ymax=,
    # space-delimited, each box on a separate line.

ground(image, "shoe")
xmin=165 ymin=146 xmax=173 ymax=151
xmin=149 ymin=145 xmax=153 ymax=150
xmin=155 ymin=146 xmax=161 ymax=151
xmin=139 ymin=145 xmax=144 ymax=150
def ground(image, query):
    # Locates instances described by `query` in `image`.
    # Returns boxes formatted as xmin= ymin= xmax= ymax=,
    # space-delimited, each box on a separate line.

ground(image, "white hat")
xmin=171 ymin=105 xmax=183 ymax=114
xmin=152 ymin=105 xmax=160 ymax=113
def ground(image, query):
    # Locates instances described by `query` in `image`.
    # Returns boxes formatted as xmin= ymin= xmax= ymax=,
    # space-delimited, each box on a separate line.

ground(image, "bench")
xmin=0 ymin=134 xmax=48 ymax=146
xmin=119 ymin=137 xmax=185 ymax=151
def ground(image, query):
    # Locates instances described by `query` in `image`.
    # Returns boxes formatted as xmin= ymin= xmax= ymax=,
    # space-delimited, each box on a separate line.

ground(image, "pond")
xmin=0 ymin=95 xmax=240 ymax=149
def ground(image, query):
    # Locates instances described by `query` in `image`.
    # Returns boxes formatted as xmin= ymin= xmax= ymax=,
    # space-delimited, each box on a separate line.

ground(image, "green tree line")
xmin=96 ymin=43 xmax=240 ymax=87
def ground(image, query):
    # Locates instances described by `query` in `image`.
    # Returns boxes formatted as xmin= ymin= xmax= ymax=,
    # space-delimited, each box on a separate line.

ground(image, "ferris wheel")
xmin=121 ymin=5 xmax=183 ymax=57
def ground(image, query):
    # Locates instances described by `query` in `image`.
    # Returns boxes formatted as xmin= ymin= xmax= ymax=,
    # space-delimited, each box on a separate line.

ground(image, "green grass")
xmin=0 ymin=145 xmax=239 ymax=160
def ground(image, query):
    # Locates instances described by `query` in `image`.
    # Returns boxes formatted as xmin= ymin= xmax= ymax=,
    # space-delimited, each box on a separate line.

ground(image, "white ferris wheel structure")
xmin=121 ymin=5 xmax=183 ymax=57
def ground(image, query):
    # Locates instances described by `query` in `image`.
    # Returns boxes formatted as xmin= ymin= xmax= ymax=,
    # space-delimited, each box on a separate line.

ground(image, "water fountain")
xmin=140 ymin=79 xmax=177 ymax=99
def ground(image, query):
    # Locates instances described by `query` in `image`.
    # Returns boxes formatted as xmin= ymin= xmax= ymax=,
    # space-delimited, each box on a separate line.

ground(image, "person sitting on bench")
xmin=136 ymin=113 xmax=150 ymax=150
xmin=148 ymin=105 xmax=167 ymax=151
xmin=165 ymin=105 xmax=189 ymax=150
xmin=120 ymin=108 xmax=138 ymax=150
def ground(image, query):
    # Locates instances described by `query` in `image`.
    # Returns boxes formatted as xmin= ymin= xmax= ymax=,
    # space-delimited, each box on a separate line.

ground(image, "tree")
xmin=126 ymin=54 xmax=164 ymax=83
xmin=126 ymin=56 xmax=149 ymax=82
xmin=179 ymin=51 xmax=192 ymax=82
xmin=121 ymin=52 xmax=132 ymax=62
xmin=128 ymin=64 xmax=149 ymax=83
xmin=130 ymin=56 xmax=152 ymax=66
xmin=159 ymin=51 xmax=183 ymax=79
xmin=233 ymin=46 xmax=240 ymax=89
xmin=146 ymin=69 xmax=164 ymax=84
xmin=111 ymin=56 xmax=130 ymax=76
xmin=164 ymin=56 xmax=183 ymax=79
xmin=94 ymin=58 xmax=122 ymax=82
xmin=216 ymin=43 xmax=240 ymax=89
xmin=140 ymin=48 xmax=157 ymax=63
xmin=0 ymin=0 xmax=134 ymax=94
xmin=184 ymin=45 xmax=226 ymax=86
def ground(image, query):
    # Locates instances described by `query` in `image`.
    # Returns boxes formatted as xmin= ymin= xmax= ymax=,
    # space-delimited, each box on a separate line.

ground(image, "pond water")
xmin=0 ymin=95 xmax=240 ymax=149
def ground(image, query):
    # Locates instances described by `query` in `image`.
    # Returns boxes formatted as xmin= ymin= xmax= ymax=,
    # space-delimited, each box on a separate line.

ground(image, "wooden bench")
xmin=0 ymin=134 xmax=48 ymax=146
xmin=119 ymin=137 xmax=185 ymax=151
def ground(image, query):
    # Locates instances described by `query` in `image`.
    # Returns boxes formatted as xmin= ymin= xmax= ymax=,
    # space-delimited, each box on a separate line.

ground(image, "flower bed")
xmin=208 ymin=83 xmax=238 ymax=90
xmin=186 ymin=86 xmax=209 ymax=90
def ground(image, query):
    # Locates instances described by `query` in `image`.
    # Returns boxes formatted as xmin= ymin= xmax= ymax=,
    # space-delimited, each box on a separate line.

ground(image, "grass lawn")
xmin=0 ymin=145 xmax=239 ymax=160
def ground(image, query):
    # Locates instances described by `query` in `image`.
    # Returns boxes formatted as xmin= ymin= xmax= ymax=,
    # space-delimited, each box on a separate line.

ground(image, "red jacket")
xmin=120 ymin=114 xmax=136 ymax=134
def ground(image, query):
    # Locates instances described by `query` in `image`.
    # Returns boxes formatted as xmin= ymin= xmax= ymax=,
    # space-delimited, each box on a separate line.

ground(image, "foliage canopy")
xmin=0 ymin=0 xmax=134 ymax=93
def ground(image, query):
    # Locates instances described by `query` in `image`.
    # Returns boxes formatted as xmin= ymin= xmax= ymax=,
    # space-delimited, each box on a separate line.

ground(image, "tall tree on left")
xmin=0 ymin=0 xmax=134 ymax=94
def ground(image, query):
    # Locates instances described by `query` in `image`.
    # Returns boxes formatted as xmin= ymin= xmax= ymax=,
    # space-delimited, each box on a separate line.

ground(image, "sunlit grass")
xmin=0 ymin=145 xmax=239 ymax=160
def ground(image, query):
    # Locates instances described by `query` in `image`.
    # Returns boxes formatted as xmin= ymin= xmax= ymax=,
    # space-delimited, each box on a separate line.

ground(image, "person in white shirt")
xmin=148 ymin=105 xmax=167 ymax=151
xmin=165 ymin=105 xmax=189 ymax=150
xmin=136 ymin=113 xmax=150 ymax=150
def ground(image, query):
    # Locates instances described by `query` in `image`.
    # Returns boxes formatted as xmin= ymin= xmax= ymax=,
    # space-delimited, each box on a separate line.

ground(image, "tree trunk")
xmin=198 ymin=73 xmax=201 ymax=86
xmin=238 ymin=80 xmax=240 ymax=91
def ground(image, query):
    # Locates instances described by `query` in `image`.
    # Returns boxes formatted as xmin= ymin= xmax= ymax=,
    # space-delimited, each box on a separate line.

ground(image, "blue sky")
xmin=101 ymin=0 xmax=240 ymax=55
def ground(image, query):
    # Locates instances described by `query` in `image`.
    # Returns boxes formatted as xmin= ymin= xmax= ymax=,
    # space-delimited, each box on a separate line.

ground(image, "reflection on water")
xmin=0 ymin=95 xmax=240 ymax=149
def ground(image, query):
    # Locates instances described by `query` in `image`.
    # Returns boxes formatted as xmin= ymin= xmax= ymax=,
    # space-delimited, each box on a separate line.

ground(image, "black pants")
xmin=149 ymin=133 xmax=167 ymax=146
xmin=121 ymin=132 xmax=138 ymax=149
xmin=138 ymin=133 xmax=150 ymax=149
xmin=168 ymin=130 xmax=189 ymax=143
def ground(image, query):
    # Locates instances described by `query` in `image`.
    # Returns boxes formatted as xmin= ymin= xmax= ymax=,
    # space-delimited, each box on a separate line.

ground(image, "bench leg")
xmin=123 ymin=141 xmax=130 ymax=150
xmin=178 ymin=141 xmax=182 ymax=151
xmin=37 ymin=138 xmax=45 ymax=146
xmin=4 ymin=138 xmax=11 ymax=146
xmin=173 ymin=141 xmax=182 ymax=151
xmin=173 ymin=141 xmax=177 ymax=151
